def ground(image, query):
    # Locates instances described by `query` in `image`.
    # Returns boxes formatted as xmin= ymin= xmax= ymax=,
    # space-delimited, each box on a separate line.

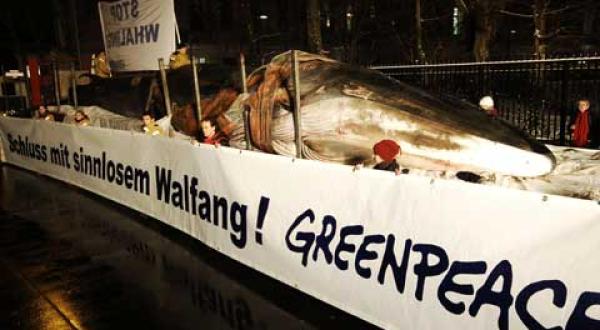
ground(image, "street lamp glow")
xmin=259 ymin=14 xmax=268 ymax=20
xmin=452 ymin=7 xmax=460 ymax=36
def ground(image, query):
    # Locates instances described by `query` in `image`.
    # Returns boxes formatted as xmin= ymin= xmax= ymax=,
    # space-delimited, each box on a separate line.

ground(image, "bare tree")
xmin=346 ymin=0 xmax=370 ymax=64
xmin=415 ymin=0 xmax=427 ymax=63
xmin=307 ymin=0 xmax=323 ymax=53
xmin=499 ymin=0 xmax=592 ymax=58
xmin=502 ymin=0 xmax=555 ymax=58
xmin=461 ymin=0 xmax=505 ymax=61
xmin=582 ymin=1 xmax=596 ymax=37
xmin=533 ymin=0 xmax=548 ymax=58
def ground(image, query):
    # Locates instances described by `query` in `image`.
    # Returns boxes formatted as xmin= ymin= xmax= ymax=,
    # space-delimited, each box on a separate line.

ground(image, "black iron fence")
xmin=371 ymin=57 xmax=600 ymax=145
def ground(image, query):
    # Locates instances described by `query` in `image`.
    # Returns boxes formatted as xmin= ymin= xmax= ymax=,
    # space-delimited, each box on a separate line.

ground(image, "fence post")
xmin=559 ymin=62 xmax=569 ymax=145
xmin=191 ymin=56 xmax=202 ymax=123
xmin=70 ymin=62 xmax=78 ymax=110
xmin=158 ymin=58 xmax=172 ymax=117
xmin=240 ymin=53 xmax=251 ymax=150
xmin=21 ymin=59 xmax=30 ymax=110
xmin=52 ymin=61 xmax=61 ymax=112
xmin=291 ymin=50 xmax=303 ymax=159
xmin=240 ymin=53 xmax=248 ymax=94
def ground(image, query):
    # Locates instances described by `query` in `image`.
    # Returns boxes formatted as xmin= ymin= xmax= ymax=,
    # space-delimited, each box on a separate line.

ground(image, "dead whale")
xmin=76 ymin=50 xmax=556 ymax=177
xmin=222 ymin=51 xmax=555 ymax=177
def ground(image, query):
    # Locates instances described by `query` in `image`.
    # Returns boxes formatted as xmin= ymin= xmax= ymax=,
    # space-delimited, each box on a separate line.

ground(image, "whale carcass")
xmin=204 ymin=51 xmax=554 ymax=177
xmin=76 ymin=51 xmax=555 ymax=177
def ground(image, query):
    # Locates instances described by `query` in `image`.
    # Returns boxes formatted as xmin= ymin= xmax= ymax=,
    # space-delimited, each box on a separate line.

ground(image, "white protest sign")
xmin=1 ymin=117 xmax=599 ymax=330
xmin=98 ymin=0 xmax=176 ymax=72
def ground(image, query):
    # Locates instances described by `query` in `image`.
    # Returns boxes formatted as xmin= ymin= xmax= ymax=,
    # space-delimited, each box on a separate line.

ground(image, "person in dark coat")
xmin=479 ymin=96 xmax=498 ymax=118
xmin=142 ymin=112 xmax=165 ymax=136
xmin=373 ymin=139 xmax=401 ymax=173
xmin=33 ymin=105 xmax=55 ymax=121
xmin=74 ymin=110 xmax=90 ymax=127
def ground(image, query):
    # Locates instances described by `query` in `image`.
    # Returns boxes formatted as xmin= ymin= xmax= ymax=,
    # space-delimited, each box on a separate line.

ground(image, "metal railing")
xmin=372 ymin=57 xmax=600 ymax=145
xmin=37 ymin=60 xmax=82 ymax=110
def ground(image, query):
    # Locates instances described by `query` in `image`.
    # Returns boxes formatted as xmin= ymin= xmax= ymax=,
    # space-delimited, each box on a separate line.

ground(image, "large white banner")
xmin=98 ymin=0 xmax=176 ymax=72
xmin=1 ymin=117 xmax=600 ymax=330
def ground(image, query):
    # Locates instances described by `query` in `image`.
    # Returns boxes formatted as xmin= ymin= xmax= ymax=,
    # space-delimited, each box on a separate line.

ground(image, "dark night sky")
xmin=0 ymin=0 xmax=599 ymax=69
xmin=0 ymin=2 xmax=56 ymax=67
xmin=0 ymin=0 xmax=103 ymax=69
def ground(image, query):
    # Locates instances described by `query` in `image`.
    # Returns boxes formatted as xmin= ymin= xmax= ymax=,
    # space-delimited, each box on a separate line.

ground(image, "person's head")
xmin=479 ymin=96 xmax=495 ymax=111
xmin=578 ymin=99 xmax=590 ymax=112
xmin=142 ymin=113 xmax=155 ymax=126
xmin=74 ymin=110 xmax=86 ymax=121
xmin=169 ymin=44 xmax=191 ymax=69
xmin=38 ymin=105 xmax=47 ymax=114
xmin=201 ymin=118 xmax=217 ymax=138
xmin=373 ymin=139 xmax=401 ymax=163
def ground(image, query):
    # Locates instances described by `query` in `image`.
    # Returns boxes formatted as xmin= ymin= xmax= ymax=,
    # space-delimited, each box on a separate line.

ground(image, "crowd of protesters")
xmin=479 ymin=95 xmax=599 ymax=149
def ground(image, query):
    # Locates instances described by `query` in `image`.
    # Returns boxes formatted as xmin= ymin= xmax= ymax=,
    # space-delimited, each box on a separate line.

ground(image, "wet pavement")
xmin=0 ymin=165 xmax=377 ymax=329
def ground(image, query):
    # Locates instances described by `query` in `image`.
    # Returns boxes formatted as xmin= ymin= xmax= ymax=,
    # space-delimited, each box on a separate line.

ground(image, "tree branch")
xmin=544 ymin=6 xmax=573 ymax=15
xmin=421 ymin=13 xmax=453 ymax=23
xmin=455 ymin=0 xmax=468 ymax=13
xmin=499 ymin=9 xmax=533 ymax=18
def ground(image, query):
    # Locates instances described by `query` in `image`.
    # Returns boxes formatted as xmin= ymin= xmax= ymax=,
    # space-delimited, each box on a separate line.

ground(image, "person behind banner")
xmin=74 ymin=110 xmax=90 ymax=127
xmin=142 ymin=113 xmax=165 ymax=136
xmin=479 ymin=96 xmax=498 ymax=118
xmin=169 ymin=44 xmax=191 ymax=70
xmin=373 ymin=139 xmax=401 ymax=174
xmin=33 ymin=105 xmax=55 ymax=121
xmin=200 ymin=118 xmax=228 ymax=146
xmin=92 ymin=51 xmax=111 ymax=78
xmin=569 ymin=99 xmax=599 ymax=148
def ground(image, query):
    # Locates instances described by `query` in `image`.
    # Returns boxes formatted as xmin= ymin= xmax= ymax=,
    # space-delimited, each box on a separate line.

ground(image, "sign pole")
xmin=291 ymin=50 xmax=303 ymax=159
xmin=70 ymin=62 xmax=78 ymax=110
xmin=241 ymin=53 xmax=251 ymax=150
xmin=191 ymin=56 xmax=202 ymax=123
xmin=53 ymin=61 xmax=61 ymax=112
xmin=158 ymin=58 xmax=172 ymax=117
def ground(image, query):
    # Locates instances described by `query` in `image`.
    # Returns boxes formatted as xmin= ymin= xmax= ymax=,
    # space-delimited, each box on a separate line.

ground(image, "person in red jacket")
xmin=201 ymin=118 xmax=228 ymax=146
xmin=570 ymin=99 xmax=592 ymax=148
xmin=373 ymin=139 xmax=401 ymax=173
